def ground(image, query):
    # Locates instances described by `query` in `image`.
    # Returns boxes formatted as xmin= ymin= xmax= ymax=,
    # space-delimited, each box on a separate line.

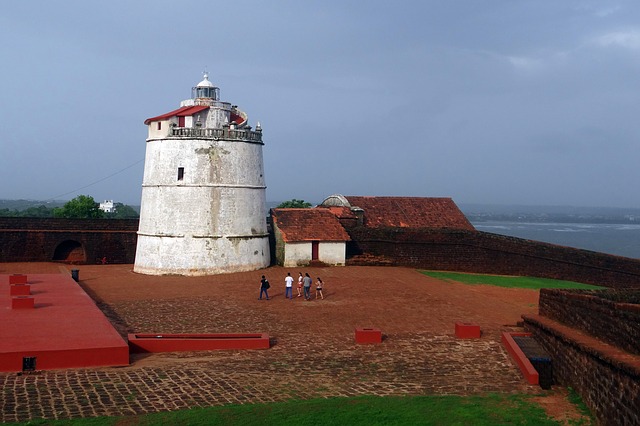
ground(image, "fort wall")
xmin=346 ymin=228 xmax=640 ymax=288
xmin=523 ymin=290 xmax=640 ymax=425
xmin=0 ymin=218 xmax=138 ymax=264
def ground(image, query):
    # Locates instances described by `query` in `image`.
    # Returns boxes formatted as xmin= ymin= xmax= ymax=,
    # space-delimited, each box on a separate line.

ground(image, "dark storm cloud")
xmin=0 ymin=1 xmax=638 ymax=208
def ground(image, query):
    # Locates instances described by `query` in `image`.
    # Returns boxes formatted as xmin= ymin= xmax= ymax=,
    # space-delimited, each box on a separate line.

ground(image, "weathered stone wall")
xmin=346 ymin=228 xmax=640 ymax=288
xmin=538 ymin=288 xmax=640 ymax=355
xmin=135 ymin=136 xmax=270 ymax=275
xmin=524 ymin=312 xmax=640 ymax=426
xmin=0 ymin=218 xmax=138 ymax=264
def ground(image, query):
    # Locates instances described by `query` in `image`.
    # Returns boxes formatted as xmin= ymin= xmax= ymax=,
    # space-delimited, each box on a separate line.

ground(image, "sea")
xmin=472 ymin=221 xmax=640 ymax=260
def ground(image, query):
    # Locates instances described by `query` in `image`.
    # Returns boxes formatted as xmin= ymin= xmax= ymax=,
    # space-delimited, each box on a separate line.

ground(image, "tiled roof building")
xmin=271 ymin=208 xmax=350 ymax=267
xmin=271 ymin=209 xmax=351 ymax=242
xmin=320 ymin=195 xmax=475 ymax=231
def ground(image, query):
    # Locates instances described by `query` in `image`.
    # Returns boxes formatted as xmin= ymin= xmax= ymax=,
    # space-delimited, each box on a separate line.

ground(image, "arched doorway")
xmin=53 ymin=240 xmax=86 ymax=263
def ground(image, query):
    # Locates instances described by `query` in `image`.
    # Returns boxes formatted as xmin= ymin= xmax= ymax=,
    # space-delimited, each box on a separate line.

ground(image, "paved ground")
xmin=1 ymin=263 xmax=544 ymax=423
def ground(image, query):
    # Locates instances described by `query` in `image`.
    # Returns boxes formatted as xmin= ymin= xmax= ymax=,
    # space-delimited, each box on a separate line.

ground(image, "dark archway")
xmin=53 ymin=240 xmax=86 ymax=263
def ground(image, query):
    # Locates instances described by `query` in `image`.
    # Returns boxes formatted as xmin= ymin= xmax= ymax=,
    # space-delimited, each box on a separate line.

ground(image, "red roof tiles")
xmin=272 ymin=208 xmax=351 ymax=242
xmin=344 ymin=196 xmax=475 ymax=231
xmin=144 ymin=105 xmax=209 ymax=125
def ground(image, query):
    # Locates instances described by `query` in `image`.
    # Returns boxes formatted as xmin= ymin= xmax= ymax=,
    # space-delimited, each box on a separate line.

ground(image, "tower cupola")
xmin=192 ymin=72 xmax=220 ymax=100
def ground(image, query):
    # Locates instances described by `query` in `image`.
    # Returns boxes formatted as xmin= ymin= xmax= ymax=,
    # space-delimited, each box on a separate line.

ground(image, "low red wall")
xmin=501 ymin=332 xmax=538 ymax=385
xmin=128 ymin=333 xmax=270 ymax=353
xmin=346 ymin=228 xmax=640 ymax=288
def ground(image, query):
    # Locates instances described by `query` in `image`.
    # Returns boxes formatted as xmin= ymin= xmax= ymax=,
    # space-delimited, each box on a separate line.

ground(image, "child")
xmin=297 ymin=272 xmax=303 ymax=297
xmin=315 ymin=277 xmax=324 ymax=300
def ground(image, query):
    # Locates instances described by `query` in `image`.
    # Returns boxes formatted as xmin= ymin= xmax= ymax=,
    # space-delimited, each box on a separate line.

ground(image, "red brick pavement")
xmin=0 ymin=263 xmax=542 ymax=423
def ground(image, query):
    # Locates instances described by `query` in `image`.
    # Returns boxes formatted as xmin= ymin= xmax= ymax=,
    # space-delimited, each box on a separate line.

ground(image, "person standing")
xmin=284 ymin=272 xmax=294 ymax=300
xmin=315 ymin=277 xmax=324 ymax=300
xmin=259 ymin=275 xmax=270 ymax=300
xmin=303 ymin=273 xmax=312 ymax=300
xmin=297 ymin=272 xmax=303 ymax=297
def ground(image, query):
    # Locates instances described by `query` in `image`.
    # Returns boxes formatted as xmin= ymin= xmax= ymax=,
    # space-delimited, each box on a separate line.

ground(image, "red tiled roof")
xmin=144 ymin=105 xmax=209 ymax=125
xmin=344 ymin=196 xmax=475 ymax=231
xmin=272 ymin=208 xmax=351 ymax=242
xmin=320 ymin=206 xmax=358 ymax=220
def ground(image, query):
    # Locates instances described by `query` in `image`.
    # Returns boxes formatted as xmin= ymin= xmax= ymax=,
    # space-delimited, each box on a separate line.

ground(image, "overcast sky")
xmin=1 ymin=1 xmax=639 ymax=208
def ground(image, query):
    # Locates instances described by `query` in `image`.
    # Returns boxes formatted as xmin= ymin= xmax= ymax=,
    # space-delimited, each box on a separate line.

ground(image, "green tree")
xmin=276 ymin=199 xmax=312 ymax=208
xmin=21 ymin=205 xmax=54 ymax=217
xmin=107 ymin=203 xmax=139 ymax=219
xmin=53 ymin=195 xmax=104 ymax=219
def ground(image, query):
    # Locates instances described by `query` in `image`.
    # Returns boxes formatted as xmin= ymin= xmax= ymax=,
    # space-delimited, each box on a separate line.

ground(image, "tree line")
xmin=0 ymin=195 xmax=139 ymax=219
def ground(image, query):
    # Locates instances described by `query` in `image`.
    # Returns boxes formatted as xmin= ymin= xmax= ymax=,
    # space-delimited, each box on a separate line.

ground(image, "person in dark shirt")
xmin=303 ymin=273 xmax=312 ymax=300
xmin=259 ymin=275 xmax=270 ymax=300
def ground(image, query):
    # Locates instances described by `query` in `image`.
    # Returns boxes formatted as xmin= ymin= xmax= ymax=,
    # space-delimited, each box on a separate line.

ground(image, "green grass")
xmin=10 ymin=394 xmax=576 ymax=425
xmin=419 ymin=271 xmax=604 ymax=290
xmin=567 ymin=387 xmax=593 ymax=420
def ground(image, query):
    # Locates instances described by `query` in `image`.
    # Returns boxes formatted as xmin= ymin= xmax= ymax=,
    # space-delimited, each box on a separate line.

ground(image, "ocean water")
xmin=472 ymin=221 xmax=640 ymax=260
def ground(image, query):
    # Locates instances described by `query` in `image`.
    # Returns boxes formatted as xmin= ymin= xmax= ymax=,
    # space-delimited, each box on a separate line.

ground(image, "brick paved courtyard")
xmin=1 ymin=263 xmax=543 ymax=423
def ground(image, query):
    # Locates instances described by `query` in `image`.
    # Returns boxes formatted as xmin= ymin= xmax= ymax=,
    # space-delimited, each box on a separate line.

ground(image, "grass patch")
xmin=8 ymin=394 xmax=565 ymax=425
xmin=567 ymin=387 xmax=594 ymax=420
xmin=419 ymin=271 xmax=604 ymax=290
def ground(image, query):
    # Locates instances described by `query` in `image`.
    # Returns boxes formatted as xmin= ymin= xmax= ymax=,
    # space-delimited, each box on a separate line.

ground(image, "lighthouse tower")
xmin=134 ymin=73 xmax=270 ymax=275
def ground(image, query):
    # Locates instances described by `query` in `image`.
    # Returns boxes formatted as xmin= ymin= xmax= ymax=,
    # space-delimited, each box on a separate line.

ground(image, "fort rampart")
xmin=0 ymin=218 xmax=138 ymax=264
xmin=523 ymin=289 xmax=640 ymax=425
xmin=346 ymin=227 xmax=640 ymax=288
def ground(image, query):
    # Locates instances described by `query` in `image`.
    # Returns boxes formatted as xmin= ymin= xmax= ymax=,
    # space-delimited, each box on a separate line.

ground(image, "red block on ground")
xmin=9 ymin=275 xmax=27 ymax=285
xmin=11 ymin=296 xmax=34 ymax=309
xmin=455 ymin=322 xmax=481 ymax=338
xmin=355 ymin=328 xmax=382 ymax=344
xmin=10 ymin=284 xmax=31 ymax=296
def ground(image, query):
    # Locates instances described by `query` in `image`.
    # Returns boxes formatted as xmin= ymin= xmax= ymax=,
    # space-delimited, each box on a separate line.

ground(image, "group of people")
xmin=259 ymin=272 xmax=324 ymax=301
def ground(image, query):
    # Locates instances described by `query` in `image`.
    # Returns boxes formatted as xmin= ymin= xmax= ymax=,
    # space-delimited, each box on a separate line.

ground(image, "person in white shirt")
xmin=284 ymin=272 xmax=294 ymax=300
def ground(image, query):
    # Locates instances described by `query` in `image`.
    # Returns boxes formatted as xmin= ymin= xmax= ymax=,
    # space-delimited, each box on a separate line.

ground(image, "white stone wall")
xmin=283 ymin=242 xmax=311 ymax=267
xmin=134 ymin=135 xmax=270 ymax=275
xmin=282 ymin=241 xmax=346 ymax=267
xmin=318 ymin=242 xmax=347 ymax=266
xmin=147 ymin=119 xmax=172 ymax=139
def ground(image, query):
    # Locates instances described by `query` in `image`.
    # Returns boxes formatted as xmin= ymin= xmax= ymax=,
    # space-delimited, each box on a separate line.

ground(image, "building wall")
xmin=283 ymin=241 xmax=311 ymax=267
xmin=346 ymin=227 xmax=640 ymax=288
xmin=272 ymin=229 xmax=346 ymax=267
xmin=147 ymin=119 xmax=171 ymax=139
xmin=0 ymin=218 xmax=138 ymax=264
xmin=319 ymin=242 xmax=346 ymax=266
xmin=134 ymin=136 xmax=269 ymax=275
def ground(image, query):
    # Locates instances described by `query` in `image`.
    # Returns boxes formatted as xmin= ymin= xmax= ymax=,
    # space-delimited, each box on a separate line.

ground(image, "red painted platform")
xmin=128 ymin=333 xmax=270 ymax=353
xmin=1 ymin=274 xmax=129 ymax=372
xmin=355 ymin=328 xmax=382 ymax=344
xmin=501 ymin=332 xmax=539 ymax=385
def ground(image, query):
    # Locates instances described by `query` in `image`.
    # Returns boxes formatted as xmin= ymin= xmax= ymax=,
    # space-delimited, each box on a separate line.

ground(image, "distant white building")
xmin=99 ymin=200 xmax=115 ymax=213
xmin=134 ymin=73 xmax=270 ymax=276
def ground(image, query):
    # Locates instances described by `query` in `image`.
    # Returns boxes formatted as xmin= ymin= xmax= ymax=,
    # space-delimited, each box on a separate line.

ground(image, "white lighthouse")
xmin=134 ymin=73 xmax=270 ymax=276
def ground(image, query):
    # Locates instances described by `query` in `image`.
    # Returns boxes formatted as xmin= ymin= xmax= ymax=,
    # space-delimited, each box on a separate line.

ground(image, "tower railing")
xmin=170 ymin=127 xmax=263 ymax=142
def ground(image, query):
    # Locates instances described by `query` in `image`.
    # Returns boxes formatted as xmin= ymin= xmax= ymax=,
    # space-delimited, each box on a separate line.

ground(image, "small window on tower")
xmin=177 ymin=167 xmax=184 ymax=181
xmin=157 ymin=122 xmax=162 ymax=130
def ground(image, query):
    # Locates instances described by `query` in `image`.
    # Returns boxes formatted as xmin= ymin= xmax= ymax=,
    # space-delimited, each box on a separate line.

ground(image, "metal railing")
xmin=170 ymin=127 xmax=263 ymax=143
